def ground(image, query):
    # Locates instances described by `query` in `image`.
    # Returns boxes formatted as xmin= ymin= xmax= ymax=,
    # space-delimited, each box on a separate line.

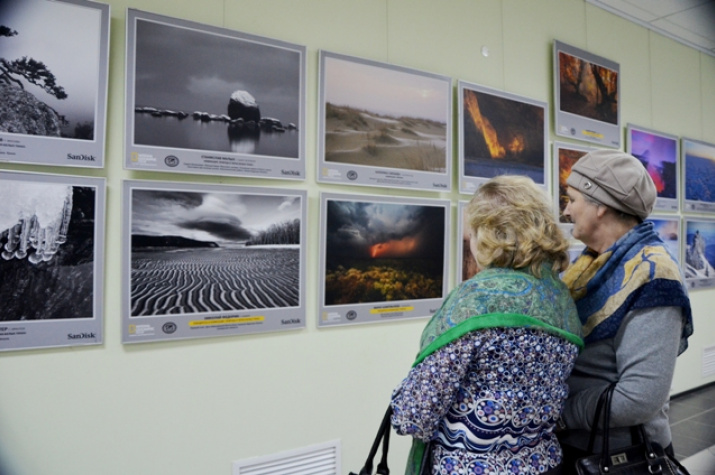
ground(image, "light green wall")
xmin=1 ymin=1 xmax=713 ymax=474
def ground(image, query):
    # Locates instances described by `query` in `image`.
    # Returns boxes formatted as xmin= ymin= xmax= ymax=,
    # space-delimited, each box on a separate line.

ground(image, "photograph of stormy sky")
xmin=323 ymin=198 xmax=446 ymax=305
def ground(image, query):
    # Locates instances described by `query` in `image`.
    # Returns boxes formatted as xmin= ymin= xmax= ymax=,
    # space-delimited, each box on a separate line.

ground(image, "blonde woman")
xmin=391 ymin=175 xmax=583 ymax=475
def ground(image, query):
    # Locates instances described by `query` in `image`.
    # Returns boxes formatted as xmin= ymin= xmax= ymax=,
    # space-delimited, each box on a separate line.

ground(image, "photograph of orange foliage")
xmin=553 ymin=40 xmax=620 ymax=148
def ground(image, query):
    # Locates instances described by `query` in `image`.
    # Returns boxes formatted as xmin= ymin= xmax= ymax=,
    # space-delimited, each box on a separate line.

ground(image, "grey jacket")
xmin=559 ymin=306 xmax=683 ymax=451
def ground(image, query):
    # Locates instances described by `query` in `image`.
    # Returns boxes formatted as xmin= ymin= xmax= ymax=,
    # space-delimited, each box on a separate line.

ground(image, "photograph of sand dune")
xmin=122 ymin=180 xmax=306 ymax=343
xmin=458 ymin=80 xmax=548 ymax=195
xmin=317 ymin=51 xmax=451 ymax=192
xmin=318 ymin=192 xmax=449 ymax=327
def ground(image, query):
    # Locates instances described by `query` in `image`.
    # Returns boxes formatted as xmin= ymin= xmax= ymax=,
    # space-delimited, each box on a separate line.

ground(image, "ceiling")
xmin=586 ymin=0 xmax=715 ymax=57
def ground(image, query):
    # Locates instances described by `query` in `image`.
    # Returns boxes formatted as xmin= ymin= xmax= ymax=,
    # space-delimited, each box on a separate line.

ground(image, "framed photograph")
xmin=318 ymin=192 xmax=450 ymax=327
xmin=682 ymin=138 xmax=715 ymax=214
xmin=0 ymin=170 xmax=106 ymax=351
xmin=456 ymin=200 xmax=478 ymax=284
xmin=683 ymin=217 xmax=715 ymax=290
xmin=552 ymin=141 xmax=598 ymax=236
xmin=627 ymin=124 xmax=679 ymax=212
xmin=0 ymin=0 xmax=110 ymax=168
xmin=553 ymin=40 xmax=620 ymax=148
xmin=646 ymin=214 xmax=682 ymax=269
xmin=458 ymin=80 xmax=548 ymax=195
xmin=317 ymin=50 xmax=451 ymax=192
xmin=125 ymin=9 xmax=306 ymax=180
xmin=122 ymin=180 xmax=307 ymax=344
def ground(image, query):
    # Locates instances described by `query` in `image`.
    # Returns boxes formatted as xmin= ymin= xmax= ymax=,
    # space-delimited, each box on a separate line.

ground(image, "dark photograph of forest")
xmin=462 ymin=88 xmax=545 ymax=183
xmin=323 ymin=199 xmax=445 ymax=305
xmin=558 ymin=50 xmax=618 ymax=125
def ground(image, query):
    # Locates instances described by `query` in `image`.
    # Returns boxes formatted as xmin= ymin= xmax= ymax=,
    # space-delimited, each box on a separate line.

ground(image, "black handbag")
xmin=575 ymin=383 xmax=691 ymax=475
xmin=349 ymin=405 xmax=432 ymax=475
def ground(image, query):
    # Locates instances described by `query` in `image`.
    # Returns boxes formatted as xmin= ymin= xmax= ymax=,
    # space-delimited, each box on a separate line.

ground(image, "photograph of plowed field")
xmin=128 ymin=186 xmax=303 ymax=317
xmin=131 ymin=246 xmax=299 ymax=316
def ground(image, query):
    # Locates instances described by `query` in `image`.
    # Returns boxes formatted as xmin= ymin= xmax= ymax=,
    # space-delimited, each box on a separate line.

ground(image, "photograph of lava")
xmin=628 ymin=125 xmax=678 ymax=203
xmin=322 ymin=195 xmax=447 ymax=306
xmin=459 ymin=81 xmax=547 ymax=190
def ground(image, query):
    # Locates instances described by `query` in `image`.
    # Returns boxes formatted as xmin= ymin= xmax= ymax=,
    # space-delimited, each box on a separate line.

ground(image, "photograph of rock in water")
xmin=122 ymin=180 xmax=307 ymax=343
xmin=458 ymin=80 xmax=548 ymax=194
xmin=0 ymin=0 xmax=109 ymax=168
xmin=125 ymin=9 xmax=305 ymax=180
xmin=0 ymin=171 xmax=105 ymax=351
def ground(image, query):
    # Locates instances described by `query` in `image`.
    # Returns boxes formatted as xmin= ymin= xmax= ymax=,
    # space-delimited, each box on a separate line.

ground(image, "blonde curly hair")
xmin=465 ymin=175 xmax=570 ymax=276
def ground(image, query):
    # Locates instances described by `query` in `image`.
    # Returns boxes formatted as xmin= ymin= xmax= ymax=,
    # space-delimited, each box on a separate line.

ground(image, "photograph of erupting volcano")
xmin=683 ymin=217 xmax=715 ymax=289
xmin=553 ymin=142 xmax=596 ymax=230
xmin=553 ymin=40 xmax=620 ymax=148
xmin=318 ymin=192 xmax=449 ymax=327
xmin=627 ymin=124 xmax=679 ymax=212
xmin=317 ymin=50 xmax=451 ymax=192
xmin=122 ymin=180 xmax=307 ymax=343
xmin=0 ymin=170 xmax=105 ymax=352
xmin=683 ymin=138 xmax=715 ymax=214
xmin=458 ymin=80 xmax=548 ymax=195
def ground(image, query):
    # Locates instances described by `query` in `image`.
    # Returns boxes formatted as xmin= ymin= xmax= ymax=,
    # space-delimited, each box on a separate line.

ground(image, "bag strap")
xmin=585 ymin=382 xmax=615 ymax=453
xmin=350 ymin=405 xmax=393 ymax=475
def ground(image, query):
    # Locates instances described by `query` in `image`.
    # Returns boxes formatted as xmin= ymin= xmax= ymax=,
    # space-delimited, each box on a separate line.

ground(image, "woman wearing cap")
xmin=557 ymin=149 xmax=694 ymax=466
xmin=390 ymin=175 xmax=584 ymax=475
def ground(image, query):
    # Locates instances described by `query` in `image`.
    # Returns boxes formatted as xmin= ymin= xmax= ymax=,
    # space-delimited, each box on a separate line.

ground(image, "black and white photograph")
xmin=0 ymin=170 xmax=106 ymax=351
xmin=553 ymin=40 xmax=620 ymax=148
xmin=458 ymin=80 xmax=548 ymax=195
xmin=0 ymin=0 xmax=109 ymax=168
xmin=125 ymin=9 xmax=306 ymax=180
xmin=683 ymin=217 xmax=715 ymax=290
xmin=318 ymin=192 xmax=450 ymax=327
xmin=122 ymin=180 xmax=307 ymax=343
xmin=317 ymin=51 xmax=452 ymax=192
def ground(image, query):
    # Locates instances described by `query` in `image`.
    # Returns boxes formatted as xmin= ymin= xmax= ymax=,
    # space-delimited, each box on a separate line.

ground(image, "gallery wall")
xmin=0 ymin=1 xmax=714 ymax=474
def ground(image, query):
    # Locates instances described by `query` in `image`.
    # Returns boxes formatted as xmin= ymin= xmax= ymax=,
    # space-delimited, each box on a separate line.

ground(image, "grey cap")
xmin=566 ymin=149 xmax=656 ymax=220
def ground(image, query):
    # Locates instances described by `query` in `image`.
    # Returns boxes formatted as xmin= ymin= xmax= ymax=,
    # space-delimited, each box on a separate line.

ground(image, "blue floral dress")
xmin=390 ymin=267 xmax=582 ymax=475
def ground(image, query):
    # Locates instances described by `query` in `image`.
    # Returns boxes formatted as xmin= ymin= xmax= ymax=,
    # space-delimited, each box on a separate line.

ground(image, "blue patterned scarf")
xmin=561 ymin=221 xmax=693 ymax=354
